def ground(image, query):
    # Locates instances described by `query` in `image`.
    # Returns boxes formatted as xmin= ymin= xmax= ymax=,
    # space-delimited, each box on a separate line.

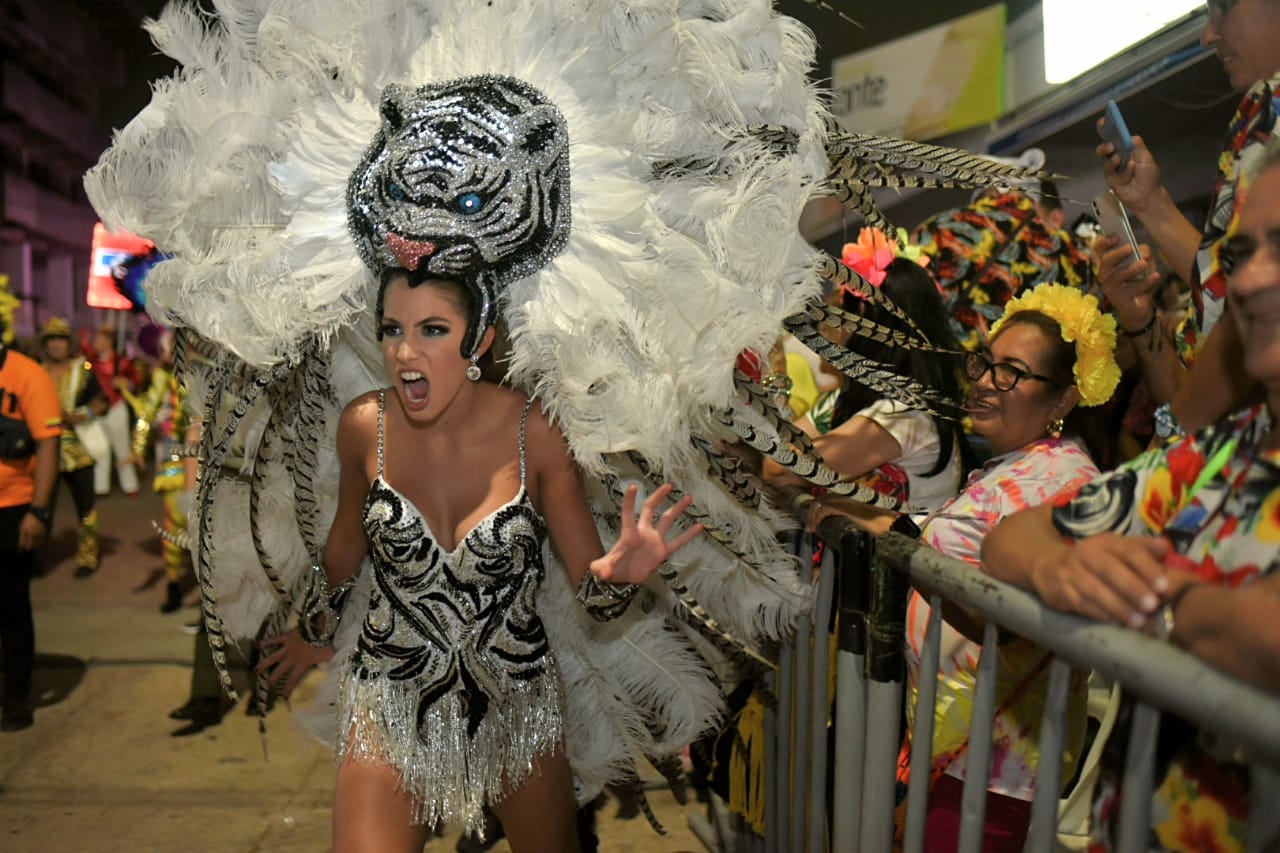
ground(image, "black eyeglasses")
xmin=963 ymin=351 xmax=1061 ymax=392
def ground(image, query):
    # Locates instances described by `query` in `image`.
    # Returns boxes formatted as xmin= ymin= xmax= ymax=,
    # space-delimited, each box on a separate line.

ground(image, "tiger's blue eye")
xmin=456 ymin=192 xmax=485 ymax=215
xmin=388 ymin=182 xmax=409 ymax=202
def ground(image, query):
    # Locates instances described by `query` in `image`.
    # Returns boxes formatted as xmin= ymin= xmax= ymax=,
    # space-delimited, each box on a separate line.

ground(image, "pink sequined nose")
xmin=384 ymin=232 xmax=437 ymax=271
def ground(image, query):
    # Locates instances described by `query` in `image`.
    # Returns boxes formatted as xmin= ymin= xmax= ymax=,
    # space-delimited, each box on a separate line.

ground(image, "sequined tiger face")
xmin=347 ymin=76 xmax=571 ymax=290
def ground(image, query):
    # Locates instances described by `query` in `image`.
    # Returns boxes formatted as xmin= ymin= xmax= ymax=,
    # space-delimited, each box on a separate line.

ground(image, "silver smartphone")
xmin=1091 ymin=190 xmax=1142 ymax=269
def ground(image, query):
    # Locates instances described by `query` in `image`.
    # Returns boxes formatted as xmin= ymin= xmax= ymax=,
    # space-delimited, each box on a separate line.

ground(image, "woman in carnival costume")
xmin=279 ymin=271 xmax=702 ymax=848
xmin=84 ymin=0 xmax=1056 ymax=847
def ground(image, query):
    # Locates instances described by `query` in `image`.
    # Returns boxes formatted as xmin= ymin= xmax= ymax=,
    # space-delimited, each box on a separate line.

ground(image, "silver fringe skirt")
xmin=336 ymin=662 xmax=568 ymax=839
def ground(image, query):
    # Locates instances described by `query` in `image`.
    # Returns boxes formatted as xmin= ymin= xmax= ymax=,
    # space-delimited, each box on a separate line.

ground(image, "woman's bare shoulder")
xmin=337 ymin=390 xmax=383 ymax=449
xmin=519 ymin=394 xmax=575 ymax=475
xmin=518 ymin=392 xmax=560 ymax=437
xmin=340 ymin=389 xmax=382 ymax=423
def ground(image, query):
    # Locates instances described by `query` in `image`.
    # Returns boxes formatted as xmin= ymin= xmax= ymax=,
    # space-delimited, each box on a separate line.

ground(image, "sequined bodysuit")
xmin=338 ymin=392 xmax=565 ymax=836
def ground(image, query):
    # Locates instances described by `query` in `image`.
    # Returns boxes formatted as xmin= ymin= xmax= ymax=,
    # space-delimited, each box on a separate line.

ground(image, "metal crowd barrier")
xmin=691 ymin=509 xmax=1280 ymax=853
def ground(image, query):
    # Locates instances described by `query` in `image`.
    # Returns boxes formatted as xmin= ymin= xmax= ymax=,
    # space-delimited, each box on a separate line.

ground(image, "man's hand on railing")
xmin=1026 ymin=532 xmax=1172 ymax=629
xmin=983 ymin=504 xmax=1173 ymax=627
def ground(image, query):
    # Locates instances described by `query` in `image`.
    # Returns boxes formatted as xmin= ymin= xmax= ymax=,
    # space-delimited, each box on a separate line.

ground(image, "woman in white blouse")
xmin=770 ymin=256 xmax=970 ymax=512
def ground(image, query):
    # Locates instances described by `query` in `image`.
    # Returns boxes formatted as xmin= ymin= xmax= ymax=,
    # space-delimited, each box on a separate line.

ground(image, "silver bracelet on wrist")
xmin=576 ymin=570 xmax=640 ymax=622
xmin=298 ymin=564 xmax=355 ymax=647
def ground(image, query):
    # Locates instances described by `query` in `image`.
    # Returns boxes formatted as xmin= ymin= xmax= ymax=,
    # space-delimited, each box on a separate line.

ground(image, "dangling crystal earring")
xmin=466 ymin=354 xmax=482 ymax=382
xmin=1047 ymin=417 xmax=1065 ymax=439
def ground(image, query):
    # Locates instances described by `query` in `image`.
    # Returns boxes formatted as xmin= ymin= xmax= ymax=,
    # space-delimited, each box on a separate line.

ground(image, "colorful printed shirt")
xmin=1052 ymin=405 xmax=1280 ymax=852
xmin=904 ymin=437 xmax=1098 ymax=800
xmin=912 ymin=191 xmax=1096 ymax=352
xmin=1177 ymin=74 xmax=1280 ymax=366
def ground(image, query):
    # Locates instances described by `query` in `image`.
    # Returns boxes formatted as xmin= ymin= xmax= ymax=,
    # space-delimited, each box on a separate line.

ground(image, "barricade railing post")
xmin=1116 ymin=701 xmax=1161 ymax=851
xmin=775 ymin=633 xmax=794 ymax=853
xmin=805 ymin=542 xmax=837 ymax=853
xmin=763 ymin=666 xmax=780 ymax=853
xmin=1249 ymin=763 xmax=1280 ymax=851
xmin=830 ymin=527 xmax=872 ymax=852
xmin=789 ymin=596 xmax=812 ymax=853
xmin=1025 ymin=658 xmax=1072 ymax=853
xmin=859 ymin=537 xmax=911 ymax=853
xmin=955 ymin=621 xmax=1001 ymax=853
xmin=902 ymin=597 xmax=944 ymax=853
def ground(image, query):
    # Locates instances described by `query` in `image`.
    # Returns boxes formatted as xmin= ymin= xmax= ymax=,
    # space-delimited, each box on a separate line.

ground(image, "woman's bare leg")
xmin=333 ymin=753 xmax=432 ymax=853
xmin=490 ymin=749 xmax=580 ymax=853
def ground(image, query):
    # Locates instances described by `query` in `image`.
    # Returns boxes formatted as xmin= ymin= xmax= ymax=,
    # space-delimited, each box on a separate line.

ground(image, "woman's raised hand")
xmin=591 ymin=483 xmax=704 ymax=585
xmin=1093 ymin=235 xmax=1163 ymax=332
xmin=1096 ymin=126 xmax=1163 ymax=216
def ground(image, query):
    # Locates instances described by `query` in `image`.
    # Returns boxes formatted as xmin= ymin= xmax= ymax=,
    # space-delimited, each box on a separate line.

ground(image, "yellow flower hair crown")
xmin=988 ymin=283 xmax=1120 ymax=407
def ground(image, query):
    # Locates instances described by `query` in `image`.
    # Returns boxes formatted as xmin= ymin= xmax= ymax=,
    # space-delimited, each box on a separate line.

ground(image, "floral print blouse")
xmin=1051 ymin=405 xmax=1280 ymax=853
xmin=904 ymin=437 xmax=1099 ymax=800
xmin=1178 ymin=74 xmax=1280 ymax=366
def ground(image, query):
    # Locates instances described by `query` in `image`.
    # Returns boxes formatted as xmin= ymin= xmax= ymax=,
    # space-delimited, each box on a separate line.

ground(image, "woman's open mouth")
xmin=400 ymin=370 xmax=430 ymax=410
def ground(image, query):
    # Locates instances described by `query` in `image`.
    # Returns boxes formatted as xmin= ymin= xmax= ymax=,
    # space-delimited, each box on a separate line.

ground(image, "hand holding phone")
xmin=1091 ymin=190 xmax=1142 ymax=269
xmin=1099 ymin=100 xmax=1134 ymax=172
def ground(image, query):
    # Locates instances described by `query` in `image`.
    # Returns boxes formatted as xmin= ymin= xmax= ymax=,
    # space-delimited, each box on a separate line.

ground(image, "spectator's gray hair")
xmin=1248 ymin=138 xmax=1280 ymax=183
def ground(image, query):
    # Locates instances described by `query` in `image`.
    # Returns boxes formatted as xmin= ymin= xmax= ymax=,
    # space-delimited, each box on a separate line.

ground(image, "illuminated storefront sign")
xmin=832 ymin=4 xmax=1006 ymax=139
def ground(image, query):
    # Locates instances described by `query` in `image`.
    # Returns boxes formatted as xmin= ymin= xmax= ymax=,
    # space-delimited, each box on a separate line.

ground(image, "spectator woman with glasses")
xmin=816 ymin=283 xmax=1121 ymax=851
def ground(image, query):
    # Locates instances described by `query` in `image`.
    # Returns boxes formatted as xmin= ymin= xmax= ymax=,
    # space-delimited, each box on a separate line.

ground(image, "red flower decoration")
xmin=841 ymin=228 xmax=897 ymax=289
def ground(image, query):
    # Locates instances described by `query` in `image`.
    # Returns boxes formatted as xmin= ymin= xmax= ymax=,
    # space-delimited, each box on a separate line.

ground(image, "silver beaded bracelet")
xmin=576 ymin=570 xmax=640 ymax=622
xmin=298 ymin=564 xmax=355 ymax=648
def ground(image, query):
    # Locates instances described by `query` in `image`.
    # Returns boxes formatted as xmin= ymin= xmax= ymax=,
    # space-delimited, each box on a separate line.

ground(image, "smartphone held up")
xmin=1091 ymin=190 xmax=1143 ymax=271
xmin=1099 ymin=100 xmax=1135 ymax=172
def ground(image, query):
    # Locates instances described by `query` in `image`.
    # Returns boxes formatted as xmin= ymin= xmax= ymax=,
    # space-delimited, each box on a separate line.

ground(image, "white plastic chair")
xmin=1055 ymin=674 xmax=1123 ymax=851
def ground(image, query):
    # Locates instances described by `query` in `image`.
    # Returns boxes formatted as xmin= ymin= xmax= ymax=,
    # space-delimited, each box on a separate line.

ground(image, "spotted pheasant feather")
xmin=691 ymin=434 xmax=763 ymax=511
xmin=829 ymin=174 xmax=892 ymax=233
xmin=828 ymin=130 xmax=1049 ymax=188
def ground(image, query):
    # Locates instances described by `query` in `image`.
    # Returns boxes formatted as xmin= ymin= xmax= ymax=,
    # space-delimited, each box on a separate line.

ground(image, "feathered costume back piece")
xmin=85 ymin=0 xmax=1046 ymax=824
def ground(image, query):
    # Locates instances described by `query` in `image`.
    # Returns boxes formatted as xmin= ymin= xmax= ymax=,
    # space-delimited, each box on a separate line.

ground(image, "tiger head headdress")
xmin=347 ymin=75 xmax=572 ymax=358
